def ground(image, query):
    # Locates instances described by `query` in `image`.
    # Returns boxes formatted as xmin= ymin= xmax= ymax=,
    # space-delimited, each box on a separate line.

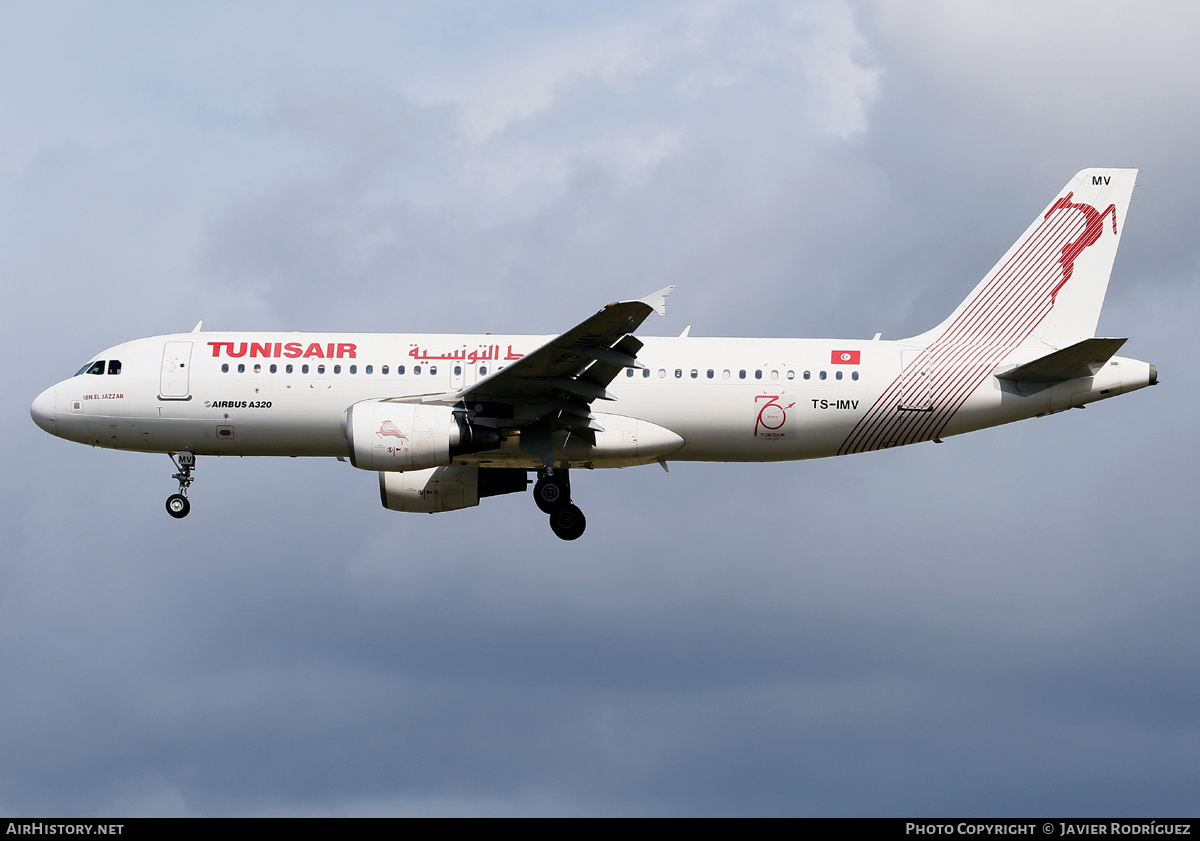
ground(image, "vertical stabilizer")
xmin=840 ymin=169 xmax=1138 ymax=456
xmin=910 ymin=168 xmax=1137 ymax=350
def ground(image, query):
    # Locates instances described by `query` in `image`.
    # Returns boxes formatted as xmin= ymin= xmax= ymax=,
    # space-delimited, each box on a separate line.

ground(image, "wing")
xmin=428 ymin=286 xmax=674 ymax=447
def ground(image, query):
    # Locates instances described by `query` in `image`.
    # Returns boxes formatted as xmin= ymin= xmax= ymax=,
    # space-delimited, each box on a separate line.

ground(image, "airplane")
xmin=30 ymin=169 xmax=1156 ymax=540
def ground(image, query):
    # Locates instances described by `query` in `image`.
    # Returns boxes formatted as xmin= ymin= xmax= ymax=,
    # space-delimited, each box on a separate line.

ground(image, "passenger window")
xmin=739 ymin=370 xmax=746 ymax=379
xmin=658 ymin=369 xmax=666 ymax=378
xmin=690 ymin=369 xmax=698 ymax=378
xmin=852 ymin=371 xmax=859 ymax=381
xmin=302 ymin=364 xmax=310 ymax=374
xmin=429 ymin=365 xmax=437 ymax=376
xmin=269 ymin=364 xmax=277 ymax=374
xmin=804 ymin=370 xmax=811 ymax=380
xmin=642 ymin=369 xmax=649 ymax=378
xmin=722 ymin=370 xmax=730 ymax=379
xmin=706 ymin=369 xmax=714 ymax=379
xmin=787 ymin=370 xmax=794 ymax=380
xmin=349 ymin=365 xmax=357 ymax=374
xmin=253 ymin=364 xmax=261 ymax=373
xmin=480 ymin=367 xmax=488 ymax=376
xmin=454 ymin=365 xmax=462 ymax=376
xmin=754 ymin=370 xmax=762 ymax=380
xmin=238 ymin=364 xmax=245 ymax=373
xmin=770 ymin=370 xmax=778 ymax=380
xmin=819 ymin=371 xmax=827 ymax=380
xmin=381 ymin=365 xmax=389 ymax=375
xmin=397 ymin=365 xmax=405 ymax=375
xmin=366 ymin=365 xmax=373 ymax=374
xmin=108 ymin=360 xmax=122 ymax=375
xmin=836 ymin=370 xmax=843 ymax=380
xmin=675 ymin=369 xmax=682 ymax=378
xmin=414 ymin=366 xmax=421 ymax=375
xmin=221 ymin=363 xmax=229 ymax=373
xmin=285 ymin=364 xmax=293 ymax=374
xmin=317 ymin=364 xmax=325 ymax=374
xmin=626 ymin=369 xmax=634 ymax=377
xmin=334 ymin=365 xmax=342 ymax=374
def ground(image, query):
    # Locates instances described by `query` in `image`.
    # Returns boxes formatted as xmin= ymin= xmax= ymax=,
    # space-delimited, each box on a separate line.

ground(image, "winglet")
xmin=191 ymin=320 xmax=203 ymax=333
xmin=638 ymin=285 xmax=675 ymax=316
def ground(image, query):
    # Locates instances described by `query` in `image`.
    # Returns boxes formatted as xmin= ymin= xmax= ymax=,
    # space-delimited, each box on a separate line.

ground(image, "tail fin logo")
xmin=1044 ymin=192 xmax=1118 ymax=301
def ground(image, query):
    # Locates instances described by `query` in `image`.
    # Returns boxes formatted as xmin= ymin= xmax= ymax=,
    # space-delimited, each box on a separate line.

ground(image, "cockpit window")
xmin=76 ymin=361 xmax=105 ymax=376
xmin=107 ymin=360 xmax=122 ymax=375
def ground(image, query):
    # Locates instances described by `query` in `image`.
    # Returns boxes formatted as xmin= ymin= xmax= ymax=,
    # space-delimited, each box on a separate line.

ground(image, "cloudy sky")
xmin=3 ymin=0 xmax=1198 ymax=816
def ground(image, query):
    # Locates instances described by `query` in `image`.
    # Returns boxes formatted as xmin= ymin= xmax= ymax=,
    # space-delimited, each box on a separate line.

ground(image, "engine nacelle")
xmin=380 ymin=465 xmax=478 ymax=512
xmin=379 ymin=466 xmax=528 ymax=513
xmin=346 ymin=400 xmax=499 ymax=471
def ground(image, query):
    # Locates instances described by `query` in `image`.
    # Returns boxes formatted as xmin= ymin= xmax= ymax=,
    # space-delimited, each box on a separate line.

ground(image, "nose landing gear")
xmin=534 ymin=469 xmax=586 ymax=540
xmin=166 ymin=451 xmax=195 ymax=519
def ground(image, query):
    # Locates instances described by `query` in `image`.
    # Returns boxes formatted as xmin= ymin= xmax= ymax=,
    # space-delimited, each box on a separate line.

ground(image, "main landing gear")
xmin=534 ymin=468 xmax=586 ymax=541
xmin=165 ymin=451 xmax=195 ymax=519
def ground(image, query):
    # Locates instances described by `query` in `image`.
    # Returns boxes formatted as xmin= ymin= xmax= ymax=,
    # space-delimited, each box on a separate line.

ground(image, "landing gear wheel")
xmin=166 ymin=494 xmax=191 ymax=519
xmin=549 ymin=504 xmax=586 ymax=541
xmin=533 ymin=474 xmax=569 ymax=513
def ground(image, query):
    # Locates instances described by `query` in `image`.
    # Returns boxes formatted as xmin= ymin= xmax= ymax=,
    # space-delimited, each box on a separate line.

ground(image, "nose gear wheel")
xmin=166 ymin=494 xmax=190 ymax=518
xmin=166 ymin=452 xmax=196 ymax=519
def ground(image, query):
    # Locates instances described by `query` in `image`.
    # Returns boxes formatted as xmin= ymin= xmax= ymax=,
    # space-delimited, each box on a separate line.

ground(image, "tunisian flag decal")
xmin=831 ymin=350 xmax=860 ymax=365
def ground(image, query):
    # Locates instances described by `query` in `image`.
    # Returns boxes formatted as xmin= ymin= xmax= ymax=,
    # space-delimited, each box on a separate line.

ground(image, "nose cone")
xmin=30 ymin=386 xmax=57 ymax=434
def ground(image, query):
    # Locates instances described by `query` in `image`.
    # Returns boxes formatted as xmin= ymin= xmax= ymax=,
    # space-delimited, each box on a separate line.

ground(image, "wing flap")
xmin=453 ymin=289 xmax=672 ymax=408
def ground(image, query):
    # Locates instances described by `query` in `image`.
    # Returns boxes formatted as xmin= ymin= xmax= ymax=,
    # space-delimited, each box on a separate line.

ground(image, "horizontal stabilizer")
xmin=996 ymin=338 xmax=1127 ymax=383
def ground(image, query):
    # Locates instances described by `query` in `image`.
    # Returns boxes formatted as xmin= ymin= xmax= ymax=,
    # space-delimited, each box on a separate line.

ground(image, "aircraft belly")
xmin=555 ymin=415 xmax=684 ymax=467
xmin=61 ymin=393 xmax=349 ymax=456
xmin=186 ymin=411 xmax=348 ymax=456
xmin=54 ymin=412 xmax=147 ymax=450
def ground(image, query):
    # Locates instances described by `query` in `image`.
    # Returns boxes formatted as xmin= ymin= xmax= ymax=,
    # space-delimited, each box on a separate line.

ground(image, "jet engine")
xmin=345 ymin=401 xmax=499 ymax=471
xmin=379 ymin=465 xmax=528 ymax=513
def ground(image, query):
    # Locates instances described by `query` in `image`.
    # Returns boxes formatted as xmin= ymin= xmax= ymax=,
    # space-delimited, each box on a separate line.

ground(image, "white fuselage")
xmin=27 ymin=170 xmax=1156 ymax=539
xmin=31 ymin=331 xmax=1155 ymax=467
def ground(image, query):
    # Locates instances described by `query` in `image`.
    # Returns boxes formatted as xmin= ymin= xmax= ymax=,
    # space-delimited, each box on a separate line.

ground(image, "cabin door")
xmin=160 ymin=341 xmax=193 ymax=400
